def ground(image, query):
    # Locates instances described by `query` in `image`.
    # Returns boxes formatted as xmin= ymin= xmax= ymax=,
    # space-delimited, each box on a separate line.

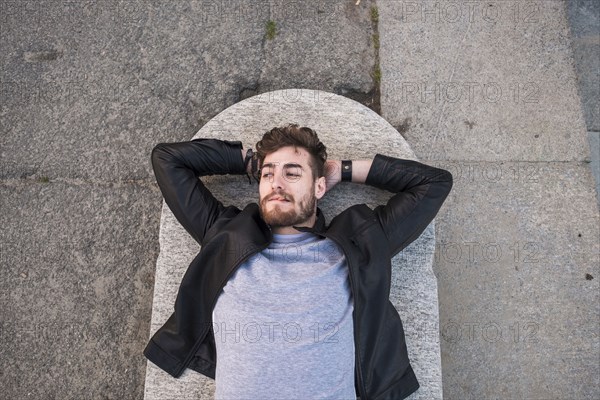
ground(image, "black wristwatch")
xmin=341 ymin=160 xmax=352 ymax=182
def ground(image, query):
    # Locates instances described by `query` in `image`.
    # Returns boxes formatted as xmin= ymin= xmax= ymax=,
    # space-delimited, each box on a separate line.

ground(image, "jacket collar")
xmin=291 ymin=207 xmax=327 ymax=234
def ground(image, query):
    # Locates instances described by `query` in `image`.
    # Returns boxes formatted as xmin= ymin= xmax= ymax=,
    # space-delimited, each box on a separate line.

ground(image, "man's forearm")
xmin=348 ymin=160 xmax=372 ymax=183
xmin=322 ymin=159 xmax=373 ymax=193
xmin=326 ymin=160 xmax=372 ymax=183
xmin=241 ymin=147 xmax=256 ymax=175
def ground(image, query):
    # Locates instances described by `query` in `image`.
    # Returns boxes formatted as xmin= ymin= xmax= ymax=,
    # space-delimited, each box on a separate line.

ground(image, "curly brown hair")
xmin=255 ymin=123 xmax=327 ymax=179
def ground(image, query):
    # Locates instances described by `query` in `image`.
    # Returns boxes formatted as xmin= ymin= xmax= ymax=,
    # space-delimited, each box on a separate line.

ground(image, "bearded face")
xmin=257 ymin=146 xmax=326 ymax=234
xmin=259 ymin=181 xmax=316 ymax=228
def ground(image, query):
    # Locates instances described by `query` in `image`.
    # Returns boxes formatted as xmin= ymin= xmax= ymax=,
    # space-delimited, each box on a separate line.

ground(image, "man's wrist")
xmin=326 ymin=159 xmax=372 ymax=185
xmin=241 ymin=147 xmax=260 ymax=184
xmin=350 ymin=160 xmax=373 ymax=183
xmin=242 ymin=148 xmax=252 ymax=174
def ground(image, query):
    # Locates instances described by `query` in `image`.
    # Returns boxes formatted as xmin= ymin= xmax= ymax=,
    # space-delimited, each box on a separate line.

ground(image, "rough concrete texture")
xmin=144 ymin=90 xmax=443 ymax=399
xmin=1 ymin=0 xmax=599 ymax=399
xmin=567 ymin=0 xmax=600 ymax=210
xmin=377 ymin=0 xmax=599 ymax=399
xmin=0 ymin=181 xmax=161 ymax=398
xmin=0 ymin=0 xmax=377 ymax=182
xmin=0 ymin=1 xmax=380 ymax=399
xmin=567 ymin=0 xmax=599 ymax=129
xmin=379 ymin=0 xmax=589 ymax=162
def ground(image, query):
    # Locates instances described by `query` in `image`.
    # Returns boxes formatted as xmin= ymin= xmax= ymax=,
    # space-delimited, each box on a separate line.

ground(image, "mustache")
xmin=266 ymin=190 xmax=294 ymax=202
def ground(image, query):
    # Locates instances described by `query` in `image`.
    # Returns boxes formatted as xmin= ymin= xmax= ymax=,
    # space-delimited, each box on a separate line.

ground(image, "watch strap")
xmin=341 ymin=160 xmax=352 ymax=182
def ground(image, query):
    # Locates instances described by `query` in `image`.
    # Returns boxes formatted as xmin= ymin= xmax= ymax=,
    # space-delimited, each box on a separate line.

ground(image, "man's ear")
xmin=315 ymin=176 xmax=326 ymax=200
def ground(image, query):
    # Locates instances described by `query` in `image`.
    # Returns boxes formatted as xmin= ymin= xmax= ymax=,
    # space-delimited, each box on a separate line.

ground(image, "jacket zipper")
xmin=208 ymin=226 xmax=273 ymax=328
xmin=210 ymin=241 xmax=272 ymax=313
xmin=186 ymin=240 xmax=272 ymax=376
xmin=321 ymin=233 xmax=368 ymax=400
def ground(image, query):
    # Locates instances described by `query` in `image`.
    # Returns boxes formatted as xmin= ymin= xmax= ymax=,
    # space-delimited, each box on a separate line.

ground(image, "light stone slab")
xmin=144 ymin=89 xmax=444 ymax=399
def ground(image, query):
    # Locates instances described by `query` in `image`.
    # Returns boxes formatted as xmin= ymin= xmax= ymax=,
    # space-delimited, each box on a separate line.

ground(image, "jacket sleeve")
xmin=365 ymin=154 xmax=453 ymax=258
xmin=150 ymin=138 xmax=246 ymax=245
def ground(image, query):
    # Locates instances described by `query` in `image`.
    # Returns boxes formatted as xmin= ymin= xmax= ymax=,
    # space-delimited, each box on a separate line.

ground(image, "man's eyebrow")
xmin=283 ymin=163 xmax=304 ymax=170
xmin=261 ymin=162 xmax=305 ymax=170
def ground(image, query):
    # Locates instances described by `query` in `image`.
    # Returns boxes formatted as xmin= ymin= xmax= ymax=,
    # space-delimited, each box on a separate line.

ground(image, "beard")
xmin=259 ymin=184 xmax=317 ymax=228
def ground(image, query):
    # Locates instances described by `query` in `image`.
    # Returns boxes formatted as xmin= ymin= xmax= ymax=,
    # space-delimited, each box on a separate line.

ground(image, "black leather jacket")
xmin=144 ymin=138 xmax=453 ymax=400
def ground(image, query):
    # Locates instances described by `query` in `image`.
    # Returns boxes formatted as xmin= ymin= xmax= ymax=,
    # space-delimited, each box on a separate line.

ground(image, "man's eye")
xmin=286 ymin=173 xmax=300 ymax=177
xmin=262 ymin=172 xmax=273 ymax=177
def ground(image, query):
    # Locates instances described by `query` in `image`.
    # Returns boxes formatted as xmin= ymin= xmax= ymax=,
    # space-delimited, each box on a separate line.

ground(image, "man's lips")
xmin=269 ymin=197 xmax=290 ymax=202
xmin=268 ymin=194 xmax=291 ymax=202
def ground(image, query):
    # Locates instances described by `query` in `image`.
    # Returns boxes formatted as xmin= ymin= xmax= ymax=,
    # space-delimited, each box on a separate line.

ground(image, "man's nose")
xmin=270 ymin=169 xmax=285 ymax=189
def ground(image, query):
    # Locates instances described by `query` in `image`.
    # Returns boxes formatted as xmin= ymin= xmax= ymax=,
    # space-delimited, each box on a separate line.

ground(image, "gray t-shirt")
xmin=212 ymin=231 xmax=356 ymax=400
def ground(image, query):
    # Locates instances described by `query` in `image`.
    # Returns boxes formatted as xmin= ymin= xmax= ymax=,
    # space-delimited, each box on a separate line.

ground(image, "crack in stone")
xmin=23 ymin=50 xmax=63 ymax=62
